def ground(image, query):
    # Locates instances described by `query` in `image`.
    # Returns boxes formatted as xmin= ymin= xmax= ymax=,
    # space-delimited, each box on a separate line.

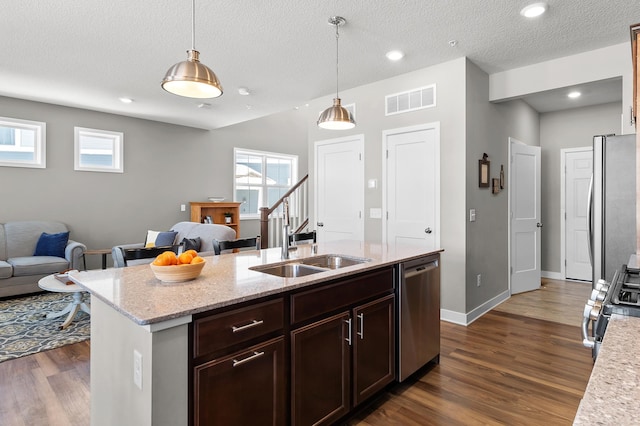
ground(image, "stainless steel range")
xmin=582 ymin=264 xmax=640 ymax=359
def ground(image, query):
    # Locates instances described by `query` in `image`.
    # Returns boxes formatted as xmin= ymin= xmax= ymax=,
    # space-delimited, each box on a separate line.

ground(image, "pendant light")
xmin=317 ymin=16 xmax=356 ymax=130
xmin=161 ymin=0 xmax=223 ymax=98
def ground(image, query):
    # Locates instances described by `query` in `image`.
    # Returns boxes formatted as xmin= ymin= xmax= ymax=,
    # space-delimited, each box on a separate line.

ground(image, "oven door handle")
xmin=581 ymin=317 xmax=595 ymax=348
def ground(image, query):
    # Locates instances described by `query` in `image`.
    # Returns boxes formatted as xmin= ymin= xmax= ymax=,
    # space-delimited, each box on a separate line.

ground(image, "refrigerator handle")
xmin=587 ymin=173 xmax=594 ymax=267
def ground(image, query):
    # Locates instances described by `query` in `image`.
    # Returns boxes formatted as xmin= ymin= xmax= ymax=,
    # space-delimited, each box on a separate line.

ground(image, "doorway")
xmin=314 ymin=135 xmax=365 ymax=242
xmin=382 ymin=123 xmax=440 ymax=249
xmin=561 ymin=147 xmax=593 ymax=281
xmin=509 ymin=138 xmax=542 ymax=294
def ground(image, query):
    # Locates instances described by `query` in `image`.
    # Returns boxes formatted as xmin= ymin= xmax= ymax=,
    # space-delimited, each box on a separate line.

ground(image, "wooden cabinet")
xmin=192 ymin=297 xmax=285 ymax=426
xmin=194 ymin=337 xmax=286 ymax=426
xmin=290 ymin=268 xmax=395 ymax=426
xmin=190 ymin=202 xmax=241 ymax=236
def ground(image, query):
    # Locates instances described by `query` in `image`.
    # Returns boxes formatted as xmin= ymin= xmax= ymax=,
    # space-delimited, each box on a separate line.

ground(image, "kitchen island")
xmin=69 ymin=240 xmax=442 ymax=426
xmin=573 ymin=314 xmax=640 ymax=425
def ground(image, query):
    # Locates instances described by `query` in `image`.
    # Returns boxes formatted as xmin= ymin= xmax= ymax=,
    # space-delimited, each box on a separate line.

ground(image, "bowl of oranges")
xmin=150 ymin=250 xmax=206 ymax=283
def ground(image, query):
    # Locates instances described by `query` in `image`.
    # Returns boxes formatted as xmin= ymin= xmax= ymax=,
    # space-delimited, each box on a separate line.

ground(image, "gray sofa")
xmin=0 ymin=221 xmax=87 ymax=298
xmin=112 ymin=221 xmax=236 ymax=267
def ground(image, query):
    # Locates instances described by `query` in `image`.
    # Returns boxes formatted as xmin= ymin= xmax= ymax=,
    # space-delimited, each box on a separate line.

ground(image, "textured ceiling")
xmin=1 ymin=0 xmax=638 ymax=129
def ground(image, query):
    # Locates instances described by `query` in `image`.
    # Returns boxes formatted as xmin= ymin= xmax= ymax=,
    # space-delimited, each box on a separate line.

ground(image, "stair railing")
xmin=259 ymin=174 xmax=309 ymax=249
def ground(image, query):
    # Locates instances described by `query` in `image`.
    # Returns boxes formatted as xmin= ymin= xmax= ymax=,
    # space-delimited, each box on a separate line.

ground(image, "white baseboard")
xmin=542 ymin=270 xmax=563 ymax=280
xmin=440 ymin=289 xmax=510 ymax=326
xmin=440 ymin=309 xmax=467 ymax=325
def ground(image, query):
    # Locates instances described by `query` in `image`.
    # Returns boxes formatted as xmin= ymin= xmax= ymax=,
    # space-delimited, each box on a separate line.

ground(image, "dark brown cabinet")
xmin=192 ymin=297 xmax=286 ymax=426
xmin=353 ymin=294 xmax=395 ymax=406
xmin=290 ymin=268 xmax=395 ymax=426
xmin=291 ymin=312 xmax=351 ymax=425
xmin=194 ymin=337 xmax=286 ymax=426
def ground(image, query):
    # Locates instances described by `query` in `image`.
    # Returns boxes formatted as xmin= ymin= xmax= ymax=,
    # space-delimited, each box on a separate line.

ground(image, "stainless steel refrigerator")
xmin=589 ymin=134 xmax=637 ymax=288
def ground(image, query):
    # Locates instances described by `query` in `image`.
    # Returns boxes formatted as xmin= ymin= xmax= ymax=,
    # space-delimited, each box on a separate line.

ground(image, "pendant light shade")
xmin=161 ymin=0 xmax=223 ymax=98
xmin=317 ymin=16 xmax=355 ymax=130
xmin=317 ymin=98 xmax=355 ymax=130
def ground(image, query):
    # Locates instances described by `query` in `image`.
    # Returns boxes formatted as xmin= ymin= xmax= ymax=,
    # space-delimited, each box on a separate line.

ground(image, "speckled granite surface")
xmin=69 ymin=241 xmax=441 ymax=326
xmin=573 ymin=314 xmax=640 ymax=425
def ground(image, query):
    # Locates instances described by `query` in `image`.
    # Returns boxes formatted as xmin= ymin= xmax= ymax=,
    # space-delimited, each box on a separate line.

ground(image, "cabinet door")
xmin=194 ymin=337 xmax=285 ymax=426
xmin=291 ymin=312 xmax=351 ymax=426
xmin=353 ymin=294 xmax=396 ymax=406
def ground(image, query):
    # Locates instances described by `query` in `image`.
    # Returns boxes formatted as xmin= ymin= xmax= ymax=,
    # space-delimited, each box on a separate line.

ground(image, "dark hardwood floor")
xmin=0 ymin=280 xmax=593 ymax=425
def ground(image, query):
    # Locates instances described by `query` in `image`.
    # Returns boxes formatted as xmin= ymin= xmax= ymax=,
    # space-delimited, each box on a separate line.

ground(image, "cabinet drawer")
xmin=291 ymin=267 xmax=393 ymax=325
xmin=194 ymin=298 xmax=284 ymax=357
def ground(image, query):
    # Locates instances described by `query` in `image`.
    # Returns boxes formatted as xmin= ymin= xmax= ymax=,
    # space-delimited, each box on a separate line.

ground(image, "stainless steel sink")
xmin=251 ymin=263 xmax=327 ymax=278
xmin=251 ymin=254 xmax=370 ymax=278
xmin=299 ymin=254 xmax=370 ymax=269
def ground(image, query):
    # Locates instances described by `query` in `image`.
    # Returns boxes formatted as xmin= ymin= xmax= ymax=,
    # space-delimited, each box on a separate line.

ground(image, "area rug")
xmin=0 ymin=292 xmax=90 ymax=363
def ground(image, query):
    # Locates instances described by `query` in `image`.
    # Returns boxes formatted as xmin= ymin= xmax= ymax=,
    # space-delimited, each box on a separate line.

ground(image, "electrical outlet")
xmin=133 ymin=350 xmax=142 ymax=390
xmin=180 ymin=204 xmax=186 ymax=212
xmin=476 ymin=274 xmax=481 ymax=287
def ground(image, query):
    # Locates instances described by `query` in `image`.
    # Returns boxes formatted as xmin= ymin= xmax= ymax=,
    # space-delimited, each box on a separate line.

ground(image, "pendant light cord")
xmin=335 ymin=22 xmax=340 ymax=99
xmin=191 ymin=0 xmax=196 ymax=50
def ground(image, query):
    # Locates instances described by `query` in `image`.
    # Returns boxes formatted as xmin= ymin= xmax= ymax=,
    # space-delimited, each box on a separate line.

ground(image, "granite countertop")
xmin=573 ymin=314 xmax=640 ymax=425
xmin=69 ymin=240 xmax=441 ymax=326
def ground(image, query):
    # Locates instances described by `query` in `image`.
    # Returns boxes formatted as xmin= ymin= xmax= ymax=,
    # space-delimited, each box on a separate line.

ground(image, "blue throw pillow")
xmin=154 ymin=231 xmax=178 ymax=247
xmin=33 ymin=231 xmax=70 ymax=258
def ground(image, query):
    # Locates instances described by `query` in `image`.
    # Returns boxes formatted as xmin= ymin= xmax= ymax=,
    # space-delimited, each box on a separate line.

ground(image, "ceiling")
xmin=1 ymin=1 xmax=638 ymax=130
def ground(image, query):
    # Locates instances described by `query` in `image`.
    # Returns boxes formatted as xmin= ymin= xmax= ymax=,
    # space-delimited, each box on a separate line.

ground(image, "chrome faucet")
xmin=282 ymin=197 xmax=291 ymax=259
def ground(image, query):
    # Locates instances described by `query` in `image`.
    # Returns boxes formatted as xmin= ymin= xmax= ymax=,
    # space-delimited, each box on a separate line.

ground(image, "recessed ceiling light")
xmin=238 ymin=87 xmax=251 ymax=96
xmin=568 ymin=91 xmax=581 ymax=99
xmin=386 ymin=50 xmax=404 ymax=61
xmin=119 ymin=97 xmax=133 ymax=104
xmin=520 ymin=2 xmax=547 ymax=18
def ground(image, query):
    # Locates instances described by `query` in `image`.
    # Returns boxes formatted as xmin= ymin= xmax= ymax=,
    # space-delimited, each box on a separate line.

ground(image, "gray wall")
xmin=465 ymin=60 xmax=540 ymax=313
xmin=306 ymin=58 xmax=468 ymax=314
xmin=0 ymin=96 xmax=307 ymax=269
xmin=540 ymin=102 xmax=621 ymax=273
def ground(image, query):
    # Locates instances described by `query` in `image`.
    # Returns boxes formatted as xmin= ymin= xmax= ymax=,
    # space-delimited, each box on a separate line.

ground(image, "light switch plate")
xmin=370 ymin=208 xmax=382 ymax=219
xmin=470 ymin=209 xmax=476 ymax=222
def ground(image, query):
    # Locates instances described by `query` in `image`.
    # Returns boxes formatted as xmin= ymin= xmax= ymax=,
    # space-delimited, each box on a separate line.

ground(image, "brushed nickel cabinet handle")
xmin=231 ymin=319 xmax=264 ymax=333
xmin=232 ymin=351 xmax=265 ymax=367
xmin=357 ymin=313 xmax=364 ymax=339
xmin=344 ymin=318 xmax=352 ymax=346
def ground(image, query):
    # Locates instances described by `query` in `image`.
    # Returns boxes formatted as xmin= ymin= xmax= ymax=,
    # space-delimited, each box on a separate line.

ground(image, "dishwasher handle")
xmin=404 ymin=261 xmax=438 ymax=279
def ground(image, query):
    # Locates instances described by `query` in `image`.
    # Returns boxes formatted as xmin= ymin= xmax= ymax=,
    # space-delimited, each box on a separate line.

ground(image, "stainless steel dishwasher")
xmin=397 ymin=254 xmax=441 ymax=381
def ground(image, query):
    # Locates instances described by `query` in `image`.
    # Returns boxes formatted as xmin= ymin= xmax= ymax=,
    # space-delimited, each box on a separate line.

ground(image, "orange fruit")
xmin=162 ymin=251 xmax=178 ymax=265
xmin=190 ymin=256 xmax=204 ymax=264
xmin=152 ymin=256 xmax=169 ymax=266
xmin=178 ymin=252 xmax=194 ymax=265
xmin=184 ymin=249 xmax=198 ymax=258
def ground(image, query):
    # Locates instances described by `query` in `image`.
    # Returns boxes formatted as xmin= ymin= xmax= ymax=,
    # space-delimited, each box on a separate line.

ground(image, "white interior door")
xmin=510 ymin=139 xmax=541 ymax=294
xmin=564 ymin=149 xmax=593 ymax=281
xmin=384 ymin=123 xmax=440 ymax=249
xmin=314 ymin=136 xmax=364 ymax=242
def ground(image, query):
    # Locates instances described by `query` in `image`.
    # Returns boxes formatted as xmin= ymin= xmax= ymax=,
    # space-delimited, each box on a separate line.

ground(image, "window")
xmin=234 ymin=148 xmax=298 ymax=219
xmin=0 ymin=116 xmax=46 ymax=168
xmin=74 ymin=127 xmax=123 ymax=173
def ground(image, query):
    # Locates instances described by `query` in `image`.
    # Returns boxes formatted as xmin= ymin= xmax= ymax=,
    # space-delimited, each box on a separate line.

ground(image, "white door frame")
xmin=381 ymin=122 xmax=440 ymax=246
xmin=313 ymin=134 xmax=365 ymax=241
xmin=560 ymin=146 xmax=593 ymax=280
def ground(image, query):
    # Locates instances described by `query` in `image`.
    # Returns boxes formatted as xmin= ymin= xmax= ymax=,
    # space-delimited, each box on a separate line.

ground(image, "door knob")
xmin=536 ymin=223 xmax=543 ymax=228
xmin=317 ymin=222 xmax=324 ymax=227
xmin=425 ymin=227 xmax=432 ymax=234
